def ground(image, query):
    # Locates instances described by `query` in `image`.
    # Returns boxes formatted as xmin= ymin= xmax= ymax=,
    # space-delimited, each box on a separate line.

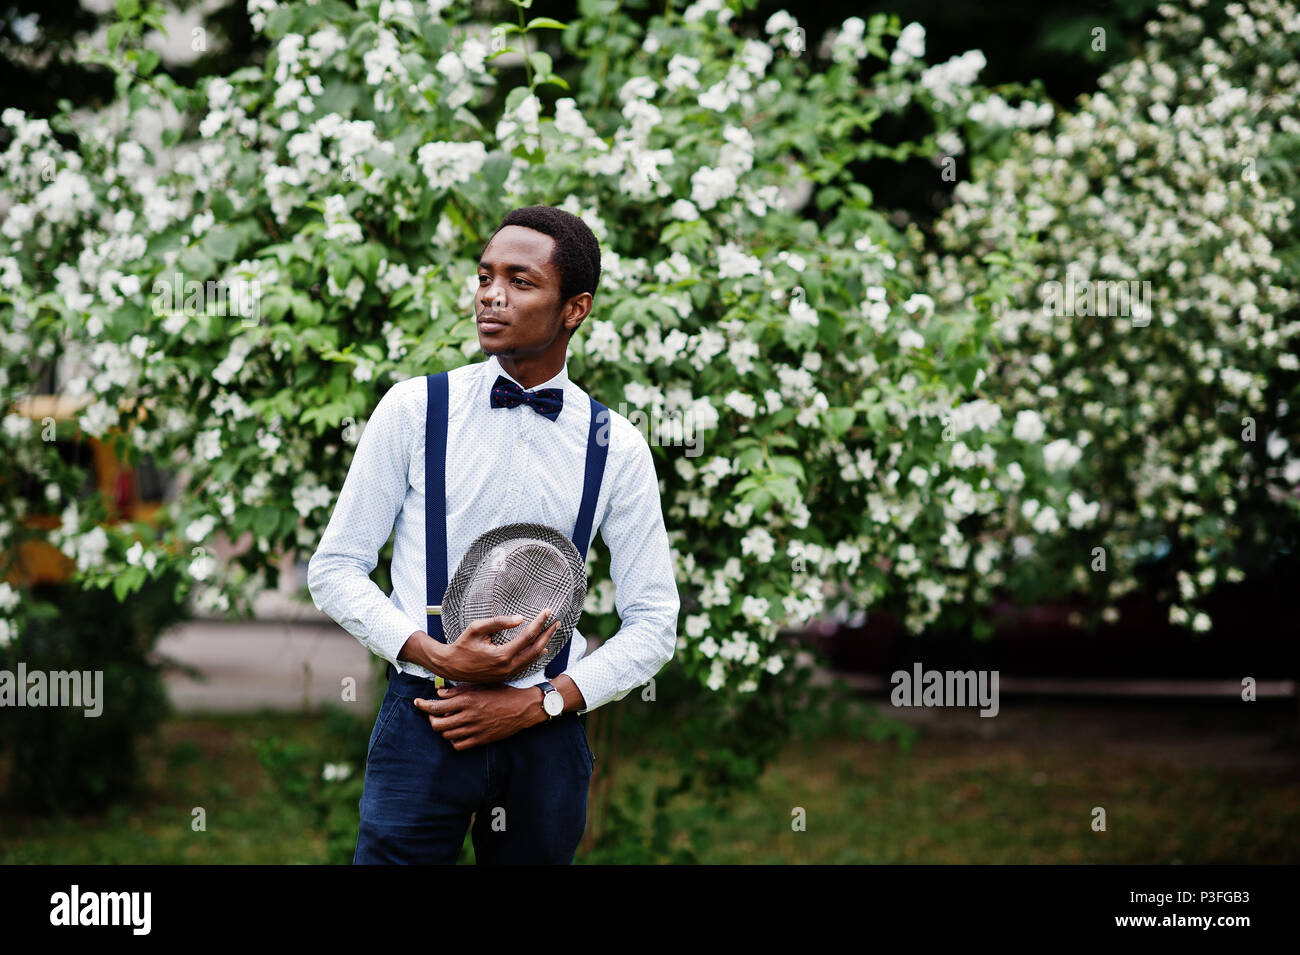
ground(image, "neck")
xmin=495 ymin=352 xmax=564 ymax=389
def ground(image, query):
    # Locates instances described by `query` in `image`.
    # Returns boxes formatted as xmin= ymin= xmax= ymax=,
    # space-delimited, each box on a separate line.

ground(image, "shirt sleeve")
xmin=307 ymin=381 xmax=422 ymax=672
xmin=565 ymin=424 xmax=680 ymax=713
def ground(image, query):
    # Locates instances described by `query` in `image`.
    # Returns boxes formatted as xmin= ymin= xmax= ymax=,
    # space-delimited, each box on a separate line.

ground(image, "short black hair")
xmin=481 ymin=205 xmax=602 ymax=311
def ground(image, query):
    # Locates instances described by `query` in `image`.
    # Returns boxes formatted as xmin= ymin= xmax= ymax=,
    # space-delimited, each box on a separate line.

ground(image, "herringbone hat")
xmin=435 ymin=522 xmax=588 ymax=681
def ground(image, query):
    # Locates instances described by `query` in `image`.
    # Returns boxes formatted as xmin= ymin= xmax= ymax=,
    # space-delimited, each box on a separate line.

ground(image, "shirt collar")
xmin=486 ymin=353 xmax=570 ymax=392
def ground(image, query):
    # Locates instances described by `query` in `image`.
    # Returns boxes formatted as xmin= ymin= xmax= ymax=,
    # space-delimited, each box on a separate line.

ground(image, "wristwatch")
xmin=537 ymin=681 xmax=564 ymax=720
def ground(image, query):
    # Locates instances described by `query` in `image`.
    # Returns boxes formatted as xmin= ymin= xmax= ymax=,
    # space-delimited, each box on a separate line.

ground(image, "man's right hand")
xmin=399 ymin=609 xmax=560 ymax=683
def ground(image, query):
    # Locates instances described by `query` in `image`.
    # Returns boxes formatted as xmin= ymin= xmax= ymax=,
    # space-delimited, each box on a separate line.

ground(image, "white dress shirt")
xmin=306 ymin=354 xmax=679 ymax=713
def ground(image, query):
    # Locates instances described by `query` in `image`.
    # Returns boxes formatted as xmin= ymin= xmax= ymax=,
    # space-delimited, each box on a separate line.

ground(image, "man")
xmin=307 ymin=205 xmax=679 ymax=864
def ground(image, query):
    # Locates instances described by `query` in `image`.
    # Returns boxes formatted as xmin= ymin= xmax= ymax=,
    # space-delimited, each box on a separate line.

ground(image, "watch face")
xmin=543 ymin=691 xmax=564 ymax=716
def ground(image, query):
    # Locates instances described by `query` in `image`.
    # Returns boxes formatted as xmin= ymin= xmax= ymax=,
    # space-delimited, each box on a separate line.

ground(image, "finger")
xmin=509 ymin=611 xmax=558 ymax=661
xmin=508 ymin=608 xmax=551 ymax=645
xmin=467 ymin=615 xmax=525 ymax=639
xmin=529 ymin=615 xmax=562 ymax=657
xmin=436 ymin=720 xmax=477 ymax=742
xmin=428 ymin=713 xmax=470 ymax=732
xmin=414 ymin=697 xmax=463 ymax=715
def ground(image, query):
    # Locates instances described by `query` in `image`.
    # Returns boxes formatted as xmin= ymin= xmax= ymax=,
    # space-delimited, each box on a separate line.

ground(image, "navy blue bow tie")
xmin=489 ymin=375 xmax=564 ymax=421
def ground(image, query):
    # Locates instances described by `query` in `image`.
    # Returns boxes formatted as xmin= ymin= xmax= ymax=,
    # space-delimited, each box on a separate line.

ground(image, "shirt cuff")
xmin=370 ymin=606 xmax=423 ymax=674
xmin=565 ymin=656 xmax=619 ymax=715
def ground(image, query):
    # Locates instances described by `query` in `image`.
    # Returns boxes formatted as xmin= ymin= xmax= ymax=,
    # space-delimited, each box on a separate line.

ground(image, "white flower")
xmin=685 ymin=614 xmax=709 ymax=638
xmin=919 ymin=50 xmax=987 ymax=106
xmin=765 ymin=11 xmax=797 ymax=35
xmin=322 ymin=762 xmax=352 ymax=782
xmin=902 ymin=293 xmax=933 ymax=315
xmin=790 ymin=298 xmax=819 ymax=326
xmin=195 ymin=428 xmax=223 ymax=461
xmin=895 ymin=22 xmax=926 ymax=61
xmin=706 ymin=658 xmax=726 ymax=690
xmin=899 ymin=329 xmax=925 ymax=350
xmin=322 ymin=194 xmax=362 ymax=244
xmin=1042 ymin=438 xmax=1082 ymax=471
xmin=727 ymin=338 xmax=760 ymax=375
xmin=185 ymin=514 xmax=217 ymax=542
xmin=670 ymin=199 xmax=700 ymax=221
xmin=75 ymin=526 xmax=110 ymax=573
xmin=619 ymin=75 xmax=659 ymax=103
xmin=741 ymin=527 xmax=776 ymax=563
xmin=724 ymin=390 xmax=758 ymax=418
xmin=416 ymin=141 xmax=487 ymax=191
xmin=188 ymin=550 xmax=216 ymax=581
xmin=741 ymin=595 xmax=771 ymax=622
xmin=1014 ymin=410 xmax=1046 ymax=443
xmin=690 ymin=166 xmax=738 ymax=210
xmin=1031 ymin=505 xmax=1060 ymax=534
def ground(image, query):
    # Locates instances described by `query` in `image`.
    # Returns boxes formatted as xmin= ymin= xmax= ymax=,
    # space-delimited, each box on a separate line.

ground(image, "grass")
xmin=602 ymin=734 xmax=1300 ymax=864
xmin=2 ymin=700 xmax=1298 ymax=864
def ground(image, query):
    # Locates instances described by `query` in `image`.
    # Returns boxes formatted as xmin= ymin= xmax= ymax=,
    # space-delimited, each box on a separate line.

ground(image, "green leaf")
xmin=769 ymin=456 xmax=806 ymax=483
xmin=736 ymin=446 xmax=764 ymax=472
xmin=253 ymin=506 xmax=279 ymax=537
xmin=825 ymin=407 xmax=855 ymax=437
xmin=480 ymin=151 xmax=513 ymax=193
xmin=526 ymin=16 xmax=568 ymax=29
xmin=113 ymin=566 xmax=146 ymax=601
xmin=136 ymin=48 xmax=160 ymax=76
xmin=527 ymin=51 xmax=554 ymax=79
xmin=115 ymin=0 xmax=141 ymax=18
xmin=201 ymin=225 xmax=240 ymax=263
xmin=106 ymin=21 xmax=129 ymax=51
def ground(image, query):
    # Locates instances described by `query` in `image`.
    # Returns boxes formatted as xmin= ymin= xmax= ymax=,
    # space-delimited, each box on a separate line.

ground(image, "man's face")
xmin=476 ymin=225 xmax=586 ymax=359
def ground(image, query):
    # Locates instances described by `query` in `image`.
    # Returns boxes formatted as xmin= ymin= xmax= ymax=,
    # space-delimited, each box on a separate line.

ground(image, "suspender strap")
xmin=425 ymin=372 xmax=450 ymax=644
xmin=425 ymin=374 xmax=610 ymax=679
xmin=546 ymin=397 xmax=610 ymax=678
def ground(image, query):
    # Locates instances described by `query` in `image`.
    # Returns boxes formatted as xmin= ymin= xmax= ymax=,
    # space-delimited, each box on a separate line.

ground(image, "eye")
xmin=513 ymin=278 xmax=531 ymax=287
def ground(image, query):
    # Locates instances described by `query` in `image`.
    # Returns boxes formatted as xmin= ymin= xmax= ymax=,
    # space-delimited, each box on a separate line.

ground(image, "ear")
xmin=563 ymin=292 xmax=592 ymax=337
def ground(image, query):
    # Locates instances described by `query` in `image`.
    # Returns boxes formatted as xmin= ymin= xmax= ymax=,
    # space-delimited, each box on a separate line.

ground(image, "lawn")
xmin=2 ymin=699 xmax=1297 ymax=864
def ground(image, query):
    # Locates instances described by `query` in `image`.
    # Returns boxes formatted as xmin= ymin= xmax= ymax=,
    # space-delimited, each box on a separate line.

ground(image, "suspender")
xmin=423 ymin=370 xmax=610 ymax=680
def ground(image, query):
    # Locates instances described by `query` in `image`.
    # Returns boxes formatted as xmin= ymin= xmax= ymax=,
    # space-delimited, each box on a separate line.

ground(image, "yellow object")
xmin=3 ymin=393 xmax=166 ymax=588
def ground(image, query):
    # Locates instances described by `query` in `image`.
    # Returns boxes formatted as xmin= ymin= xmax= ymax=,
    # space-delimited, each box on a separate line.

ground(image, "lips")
xmin=478 ymin=313 xmax=508 ymax=333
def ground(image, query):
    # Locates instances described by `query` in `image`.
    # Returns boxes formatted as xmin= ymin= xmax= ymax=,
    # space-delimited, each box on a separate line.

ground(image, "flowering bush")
xmin=0 ymin=0 xmax=1084 ymax=725
xmin=922 ymin=0 xmax=1300 ymax=632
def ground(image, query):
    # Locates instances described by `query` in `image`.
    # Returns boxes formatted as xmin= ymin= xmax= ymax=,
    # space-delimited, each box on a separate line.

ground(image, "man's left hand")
xmin=414 ymin=684 xmax=542 ymax=751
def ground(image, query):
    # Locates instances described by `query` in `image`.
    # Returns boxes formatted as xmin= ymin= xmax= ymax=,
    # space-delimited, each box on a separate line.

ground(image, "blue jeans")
xmin=353 ymin=666 xmax=595 ymax=865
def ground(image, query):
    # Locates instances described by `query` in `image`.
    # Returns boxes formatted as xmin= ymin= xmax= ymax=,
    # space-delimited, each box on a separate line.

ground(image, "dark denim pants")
xmin=353 ymin=666 xmax=594 ymax=865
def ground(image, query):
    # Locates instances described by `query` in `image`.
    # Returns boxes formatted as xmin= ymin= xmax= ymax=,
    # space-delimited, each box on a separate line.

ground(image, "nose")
xmin=480 ymin=279 xmax=508 ymax=310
